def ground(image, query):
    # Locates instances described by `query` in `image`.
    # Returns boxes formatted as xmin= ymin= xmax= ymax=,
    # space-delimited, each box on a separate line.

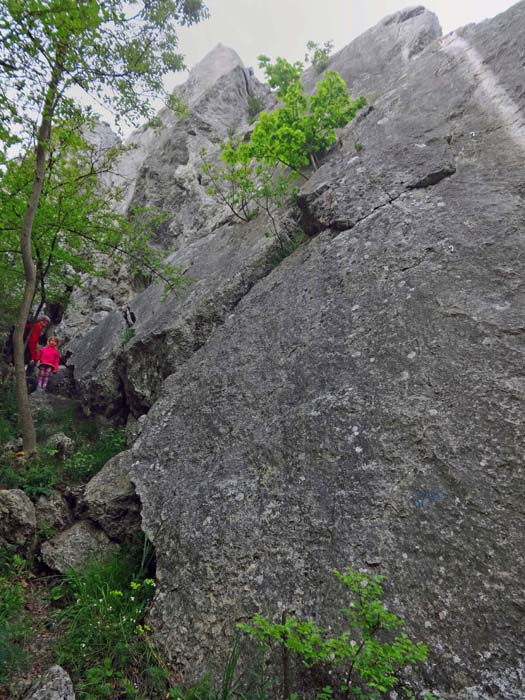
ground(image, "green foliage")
xmin=251 ymin=61 xmax=366 ymax=172
xmin=0 ymin=426 xmax=127 ymax=496
xmin=53 ymin=541 xmax=170 ymax=700
xmin=0 ymin=126 xmax=185 ymax=327
xmin=201 ymin=51 xmax=364 ymax=249
xmin=305 ymin=40 xmax=334 ymax=73
xmin=238 ymin=567 xmax=432 ymax=700
xmin=200 ymin=141 xmax=298 ymax=249
xmin=0 ymin=0 xmax=209 ymax=159
xmin=122 ymin=328 xmax=137 ymax=346
xmin=257 ymin=55 xmax=303 ymax=99
xmin=0 ymin=553 xmax=31 ymax=683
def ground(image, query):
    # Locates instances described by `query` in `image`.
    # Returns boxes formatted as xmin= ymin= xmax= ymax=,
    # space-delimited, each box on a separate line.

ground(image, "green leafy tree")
xmin=201 ymin=50 xmax=365 ymax=247
xmin=0 ymin=0 xmax=208 ymax=453
xmin=0 ymin=123 xmax=184 ymax=326
xmin=239 ymin=567 xmax=435 ymax=700
xmin=251 ymin=57 xmax=366 ymax=171
xmin=200 ymin=139 xmax=298 ymax=249
xmin=305 ymin=40 xmax=335 ymax=73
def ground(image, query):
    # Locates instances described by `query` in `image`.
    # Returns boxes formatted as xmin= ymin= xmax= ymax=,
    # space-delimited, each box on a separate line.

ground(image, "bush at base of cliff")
xmin=239 ymin=567 xmax=439 ymax=700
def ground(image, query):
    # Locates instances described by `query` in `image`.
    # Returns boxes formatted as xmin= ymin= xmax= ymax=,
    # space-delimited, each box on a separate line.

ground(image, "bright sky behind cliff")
xmin=169 ymin=0 xmax=516 ymax=89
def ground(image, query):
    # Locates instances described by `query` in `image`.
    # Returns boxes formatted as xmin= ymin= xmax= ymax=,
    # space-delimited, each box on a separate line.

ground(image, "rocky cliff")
xmin=68 ymin=4 xmax=525 ymax=698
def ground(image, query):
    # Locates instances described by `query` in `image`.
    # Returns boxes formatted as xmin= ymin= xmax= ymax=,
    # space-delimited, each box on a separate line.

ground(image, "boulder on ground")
xmin=46 ymin=432 xmax=75 ymax=458
xmin=41 ymin=520 xmax=117 ymax=573
xmin=35 ymin=490 xmax=73 ymax=533
xmin=23 ymin=665 xmax=75 ymax=700
xmin=83 ymin=450 xmax=141 ymax=541
xmin=0 ymin=489 xmax=36 ymax=547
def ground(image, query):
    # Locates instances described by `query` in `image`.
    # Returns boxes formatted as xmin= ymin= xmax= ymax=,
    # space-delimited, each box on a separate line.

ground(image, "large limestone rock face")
xmin=114 ymin=3 xmax=525 ymax=698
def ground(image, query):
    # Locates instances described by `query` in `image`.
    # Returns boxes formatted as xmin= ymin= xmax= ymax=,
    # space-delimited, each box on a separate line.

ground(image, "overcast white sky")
xmin=169 ymin=0 xmax=516 ymax=87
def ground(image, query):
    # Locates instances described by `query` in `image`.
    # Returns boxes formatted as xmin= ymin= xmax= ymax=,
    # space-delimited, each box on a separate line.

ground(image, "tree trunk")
xmin=13 ymin=54 xmax=63 ymax=454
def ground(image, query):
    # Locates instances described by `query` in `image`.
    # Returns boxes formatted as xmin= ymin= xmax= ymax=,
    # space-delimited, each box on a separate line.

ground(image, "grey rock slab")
xmin=41 ymin=520 xmax=118 ymax=573
xmin=83 ymin=450 xmax=141 ymax=541
xmin=0 ymin=489 xmax=36 ymax=546
xmin=23 ymin=665 xmax=75 ymax=700
xmin=117 ymin=3 xmax=525 ymax=697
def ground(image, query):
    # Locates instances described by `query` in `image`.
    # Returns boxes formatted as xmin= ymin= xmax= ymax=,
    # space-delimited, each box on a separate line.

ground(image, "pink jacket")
xmin=37 ymin=346 xmax=60 ymax=373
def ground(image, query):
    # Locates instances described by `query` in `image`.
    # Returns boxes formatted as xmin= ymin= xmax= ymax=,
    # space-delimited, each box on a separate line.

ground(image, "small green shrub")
xmin=0 ymin=427 xmax=126 ymax=496
xmin=61 ymin=427 xmax=126 ymax=482
xmin=305 ymin=40 xmax=334 ymax=73
xmin=239 ymin=567 xmax=434 ymax=700
xmin=0 ymin=446 xmax=59 ymax=497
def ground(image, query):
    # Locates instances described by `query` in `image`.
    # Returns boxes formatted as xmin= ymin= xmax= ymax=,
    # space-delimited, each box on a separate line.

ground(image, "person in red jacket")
xmin=27 ymin=315 xmax=50 ymax=364
xmin=34 ymin=336 xmax=60 ymax=392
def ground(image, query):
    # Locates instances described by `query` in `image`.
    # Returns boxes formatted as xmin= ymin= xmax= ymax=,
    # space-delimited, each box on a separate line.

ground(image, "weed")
xmin=354 ymin=142 xmax=364 ymax=152
xmin=0 ymin=427 xmax=126 ymax=496
xmin=121 ymin=328 xmax=136 ymax=346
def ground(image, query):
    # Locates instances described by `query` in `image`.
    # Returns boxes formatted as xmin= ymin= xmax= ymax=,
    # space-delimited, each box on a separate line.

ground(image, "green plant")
xmin=121 ymin=327 xmax=136 ymax=346
xmin=305 ymin=40 xmax=334 ymax=73
xmin=251 ymin=55 xmax=366 ymax=172
xmin=0 ymin=553 xmax=31 ymax=683
xmin=200 ymin=142 xmax=298 ymax=250
xmin=54 ymin=539 xmax=168 ymax=700
xmin=0 ymin=426 xmax=126 ymax=496
xmin=60 ymin=427 xmax=127 ymax=482
xmin=239 ymin=567 xmax=433 ymax=700
xmin=355 ymin=143 xmax=364 ymax=152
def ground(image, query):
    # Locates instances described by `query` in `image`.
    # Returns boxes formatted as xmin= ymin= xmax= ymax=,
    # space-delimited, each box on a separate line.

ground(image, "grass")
xmin=0 ymin=553 xmax=31 ymax=684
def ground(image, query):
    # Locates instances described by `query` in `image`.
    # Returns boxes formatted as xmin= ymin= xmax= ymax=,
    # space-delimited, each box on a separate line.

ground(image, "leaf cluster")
xmin=251 ymin=61 xmax=366 ymax=172
xmin=305 ymin=40 xmax=335 ymax=73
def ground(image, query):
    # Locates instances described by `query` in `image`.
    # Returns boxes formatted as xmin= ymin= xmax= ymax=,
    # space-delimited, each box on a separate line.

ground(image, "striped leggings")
xmin=37 ymin=364 xmax=53 ymax=389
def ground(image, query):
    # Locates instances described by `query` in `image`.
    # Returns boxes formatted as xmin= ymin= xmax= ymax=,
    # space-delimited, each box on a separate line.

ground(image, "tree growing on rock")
xmin=201 ymin=51 xmax=365 ymax=243
xmin=0 ymin=0 xmax=208 ymax=454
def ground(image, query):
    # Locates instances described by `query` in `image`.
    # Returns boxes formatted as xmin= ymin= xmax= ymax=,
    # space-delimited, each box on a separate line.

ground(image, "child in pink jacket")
xmin=35 ymin=337 xmax=60 ymax=392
